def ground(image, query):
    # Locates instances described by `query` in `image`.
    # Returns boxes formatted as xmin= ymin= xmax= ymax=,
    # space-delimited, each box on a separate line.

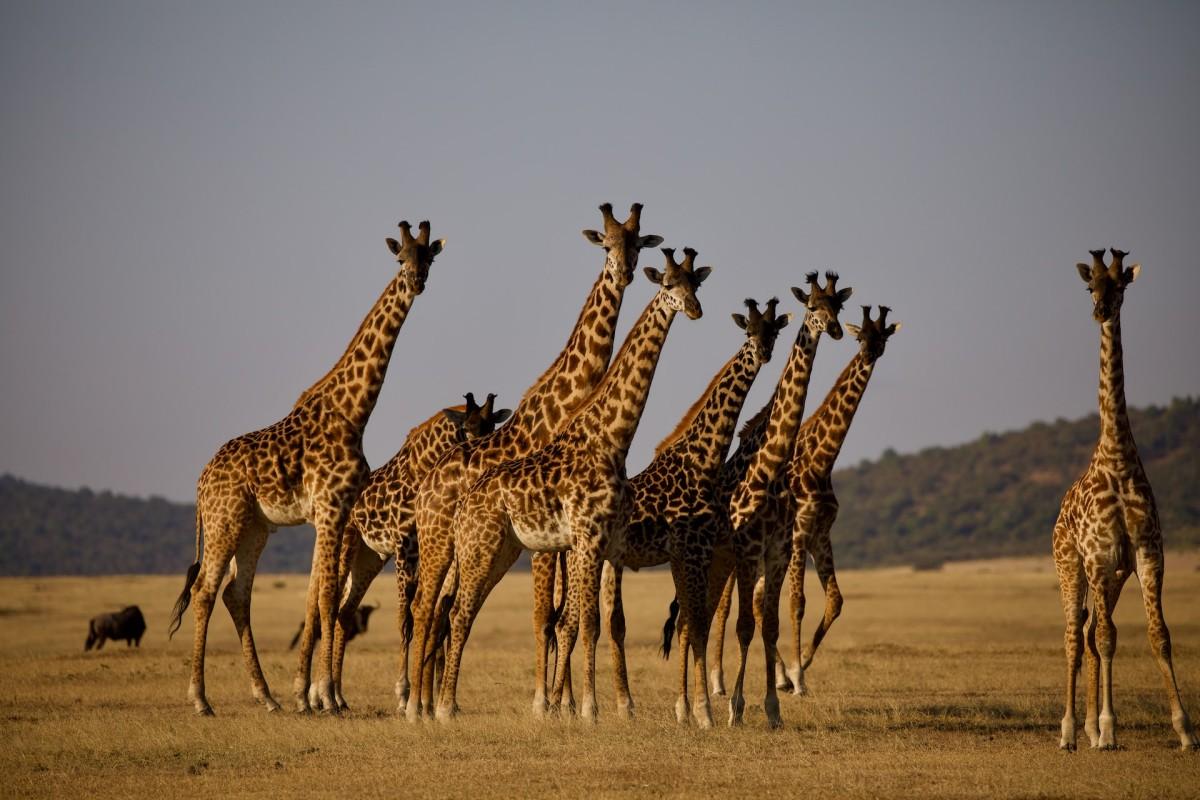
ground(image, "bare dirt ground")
xmin=2 ymin=553 xmax=1198 ymax=798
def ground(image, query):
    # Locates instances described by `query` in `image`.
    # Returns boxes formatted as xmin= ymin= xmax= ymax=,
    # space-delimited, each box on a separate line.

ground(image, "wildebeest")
xmin=289 ymin=603 xmax=377 ymax=650
xmin=84 ymin=605 xmax=147 ymax=651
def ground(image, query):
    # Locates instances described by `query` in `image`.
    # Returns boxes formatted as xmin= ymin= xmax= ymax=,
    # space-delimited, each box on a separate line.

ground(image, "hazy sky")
xmin=2 ymin=1 xmax=1197 ymax=503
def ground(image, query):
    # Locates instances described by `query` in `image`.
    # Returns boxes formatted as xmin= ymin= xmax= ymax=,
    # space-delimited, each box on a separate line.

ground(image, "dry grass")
xmin=2 ymin=554 xmax=1199 ymax=798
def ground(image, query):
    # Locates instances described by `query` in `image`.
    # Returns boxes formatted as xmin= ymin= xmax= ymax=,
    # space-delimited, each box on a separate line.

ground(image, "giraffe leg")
xmin=530 ymin=551 xmax=557 ymax=718
xmin=801 ymin=526 xmax=842 ymax=673
xmin=187 ymin=517 xmax=237 ymax=716
xmin=293 ymin=544 xmax=322 ymax=713
xmin=550 ymin=559 xmax=580 ymax=716
xmin=669 ymin=560 xmax=691 ymax=725
xmin=728 ymin=559 xmax=757 ymax=726
xmin=307 ymin=499 xmax=353 ymax=715
xmin=331 ymin=529 xmax=387 ymax=711
xmin=604 ymin=561 xmax=635 ymax=719
xmin=406 ymin=511 xmax=455 ymax=722
xmin=220 ymin=516 xmax=281 ymax=712
xmin=708 ymin=557 xmax=735 ymax=697
xmin=677 ymin=552 xmax=714 ymax=729
xmin=435 ymin=529 xmax=520 ymax=722
xmin=782 ymin=520 xmax=811 ymax=695
xmin=759 ymin=547 xmax=788 ymax=729
xmin=393 ymin=530 xmax=418 ymax=711
xmin=1134 ymin=546 xmax=1199 ymax=750
xmin=1054 ymin=538 xmax=1085 ymax=751
xmin=1091 ymin=576 xmax=1122 ymax=750
xmin=1083 ymin=595 xmax=1101 ymax=747
xmin=569 ymin=535 xmax=606 ymax=723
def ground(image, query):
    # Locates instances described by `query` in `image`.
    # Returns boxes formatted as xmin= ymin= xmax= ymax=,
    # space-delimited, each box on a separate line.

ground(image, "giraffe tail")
xmin=425 ymin=564 xmax=459 ymax=667
xmin=660 ymin=597 xmax=681 ymax=659
xmin=546 ymin=551 xmax=568 ymax=657
xmin=167 ymin=506 xmax=203 ymax=639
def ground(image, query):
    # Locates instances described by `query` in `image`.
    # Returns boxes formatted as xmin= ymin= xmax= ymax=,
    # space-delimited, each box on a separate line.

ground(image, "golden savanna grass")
xmin=2 ymin=554 xmax=1199 ymax=798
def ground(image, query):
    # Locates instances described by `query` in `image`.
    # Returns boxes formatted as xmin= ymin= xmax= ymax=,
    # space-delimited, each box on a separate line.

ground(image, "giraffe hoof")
xmin=1059 ymin=741 xmax=1076 ymax=752
xmin=194 ymin=704 xmax=215 ymax=717
xmin=435 ymin=705 xmax=456 ymax=724
xmin=616 ymin=702 xmax=635 ymax=721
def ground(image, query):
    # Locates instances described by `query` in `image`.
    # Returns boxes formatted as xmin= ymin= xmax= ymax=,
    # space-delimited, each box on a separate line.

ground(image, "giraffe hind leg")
xmin=1134 ymin=546 xmax=1199 ymax=750
xmin=220 ymin=515 xmax=281 ymax=712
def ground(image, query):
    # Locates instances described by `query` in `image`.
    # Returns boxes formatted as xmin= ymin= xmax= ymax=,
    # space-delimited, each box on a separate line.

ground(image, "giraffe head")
xmin=732 ymin=297 xmax=792 ymax=364
xmin=581 ymin=203 xmax=665 ymax=287
xmin=791 ymin=271 xmax=853 ymax=339
xmin=845 ymin=305 xmax=901 ymax=364
xmin=1076 ymin=247 xmax=1140 ymax=323
xmin=385 ymin=220 xmax=445 ymax=294
xmin=442 ymin=392 xmax=512 ymax=441
xmin=644 ymin=247 xmax=711 ymax=320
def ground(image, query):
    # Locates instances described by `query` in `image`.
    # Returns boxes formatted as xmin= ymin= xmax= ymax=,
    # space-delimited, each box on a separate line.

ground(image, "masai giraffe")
xmin=405 ymin=204 xmax=662 ymax=721
xmin=1054 ymin=248 xmax=1197 ymax=751
xmin=700 ymin=271 xmax=851 ymax=727
xmin=167 ymin=220 xmax=444 ymax=715
xmin=709 ymin=305 xmax=900 ymax=697
xmin=539 ymin=297 xmax=790 ymax=727
xmin=316 ymin=392 xmax=511 ymax=712
xmin=436 ymin=247 xmax=710 ymax=723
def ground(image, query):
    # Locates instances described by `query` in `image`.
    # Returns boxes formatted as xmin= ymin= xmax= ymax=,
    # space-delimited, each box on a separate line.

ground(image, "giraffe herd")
xmin=166 ymin=208 xmax=1196 ymax=750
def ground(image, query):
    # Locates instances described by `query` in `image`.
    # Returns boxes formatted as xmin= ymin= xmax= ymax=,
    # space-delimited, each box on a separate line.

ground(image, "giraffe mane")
xmin=652 ymin=352 xmax=738 ymax=457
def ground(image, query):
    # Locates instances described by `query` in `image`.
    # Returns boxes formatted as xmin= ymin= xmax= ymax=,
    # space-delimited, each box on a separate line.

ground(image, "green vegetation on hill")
xmin=833 ymin=396 xmax=1200 ymax=568
xmin=1 ymin=397 xmax=1197 ymax=575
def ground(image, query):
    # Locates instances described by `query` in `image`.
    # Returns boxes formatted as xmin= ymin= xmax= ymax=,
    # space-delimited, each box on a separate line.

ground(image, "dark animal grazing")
xmin=85 ymin=606 xmax=147 ymax=651
xmin=289 ymin=603 xmax=377 ymax=650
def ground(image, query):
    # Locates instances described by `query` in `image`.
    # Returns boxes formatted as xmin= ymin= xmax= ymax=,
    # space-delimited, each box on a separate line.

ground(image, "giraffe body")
xmin=435 ymin=248 xmax=710 ymax=723
xmin=538 ymin=298 xmax=790 ymax=726
xmin=167 ymin=221 xmax=445 ymax=715
xmin=405 ymin=204 xmax=661 ymax=721
xmin=710 ymin=306 xmax=900 ymax=696
xmin=701 ymin=272 xmax=851 ymax=728
xmin=316 ymin=394 xmax=510 ymax=711
xmin=1053 ymin=249 xmax=1196 ymax=751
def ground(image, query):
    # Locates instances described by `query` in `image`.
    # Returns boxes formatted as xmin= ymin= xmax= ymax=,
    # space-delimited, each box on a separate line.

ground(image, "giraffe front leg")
xmin=310 ymin=500 xmax=353 ymax=716
xmin=707 ymin=555 xmax=735 ymax=698
xmin=801 ymin=527 xmax=842 ymax=674
xmin=759 ymin=550 xmax=788 ymax=730
xmin=332 ymin=531 xmax=386 ymax=712
xmin=572 ymin=539 xmax=605 ymax=724
xmin=530 ymin=551 xmax=557 ymax=718
xmin=393 ymin=533 xmax=418 ymax=712
xmin=1134 ymin=547 xmax=1199 ymax=750
xmin=1055 ymin=543 xmax=1085 ymax=751
xmin=1092 ymin=582 xmax=1121 ymax=749
xmin=782 ymin=521 xmax=811 ymax=695
xmin=603 ymin=561 xmax=635 ymax=720
xmin=728 ymin=559 xmax=757 ymax=726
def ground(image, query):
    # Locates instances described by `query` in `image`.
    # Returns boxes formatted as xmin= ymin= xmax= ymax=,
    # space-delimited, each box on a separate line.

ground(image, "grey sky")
xmin=2 ymin=1 xmax=1197 ymax=503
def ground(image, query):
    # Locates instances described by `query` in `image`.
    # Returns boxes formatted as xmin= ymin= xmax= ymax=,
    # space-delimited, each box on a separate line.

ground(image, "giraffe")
xmin=405 ymin=204 xmax=662 ymax=721
xmin=435 ymin=247 xmax=711 ymax=723
xmin=1054 ymin=248 xmax=1197 ymax=751
xmin=718 ymin=305 xmax=901 ymax=697
xmin=699 ymin=271 xmax=851 ymax=727
xmin=539 ymin=297 xmax=791 ymax=727
xmin=314 ymin=392 xmax=512 ymax=712
xmin=167 ymin=220 xmax=445 ymax=715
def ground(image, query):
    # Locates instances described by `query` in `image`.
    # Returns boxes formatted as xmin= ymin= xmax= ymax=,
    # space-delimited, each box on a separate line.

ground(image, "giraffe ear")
xmin=582 ymin=229 xmax=605 ymax=245
xmin=1076 ymin=263 xmax=1092 ymax=283
xmin=644 ymin=266 xmax=665 ymax=284
xmin=791 ymin=286 xmax=809 ymax=304
xmin=442 ymin=408 xmax=467 ymax=427
xmin=490 ymin=408 xmax=513 ymax=425
xmin=692 ymin=266 xmax=713 ymax=284
xmin=845 ymin=323 xmax=862 ymax=337
xmin=835 ymin=286 xmax=854 ymax=304
xmin=430 ymin=238 xmax=446 ymax=257
xmin=386 ymin=237 xmax=402 ymax=256
xmin=774 ymin=312 xmax=793 ymax=331
xmin=638 ymin=234 xmax=664 ymax=249
xmin=731 ymin=313 xmax=748 ymax=330
xmin=886 ymin=322 xmax=902 ymax=335
xmin=1124 ymin=263 xmax=1141 ymax=284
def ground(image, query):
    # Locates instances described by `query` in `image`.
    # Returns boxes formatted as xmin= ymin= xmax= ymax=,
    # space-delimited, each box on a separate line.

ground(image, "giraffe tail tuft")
xmin=660 ymin=597 xmax=680 ymax=659
xmin=546 ymin=551 xmax=568 ymax=657
xmin=168 ymin=507 xmax=203 ymax=639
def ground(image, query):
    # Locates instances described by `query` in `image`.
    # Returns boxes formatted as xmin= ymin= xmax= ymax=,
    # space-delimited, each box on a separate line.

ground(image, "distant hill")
xmin=1 ymin=397 xmax=1197 ymax=576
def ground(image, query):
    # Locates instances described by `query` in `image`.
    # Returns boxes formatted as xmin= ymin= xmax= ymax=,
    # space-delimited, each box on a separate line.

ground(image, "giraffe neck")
xmin=506 ymin=264 xmax=627 ymax=446
xmin=799 ymin=352 xmax=874 ymax=478
xmin=658 ymin=339 xmax=764 ymax=480
xmin=295 ymin=272 xmax=416 ymax=430
xmin=1096 ymin=315 xmax=1136 ymax=466
xmin=727 ymin=317 xmax=821 ymax=527
xmin=563 ymin=294 xmax=677 ymax=460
